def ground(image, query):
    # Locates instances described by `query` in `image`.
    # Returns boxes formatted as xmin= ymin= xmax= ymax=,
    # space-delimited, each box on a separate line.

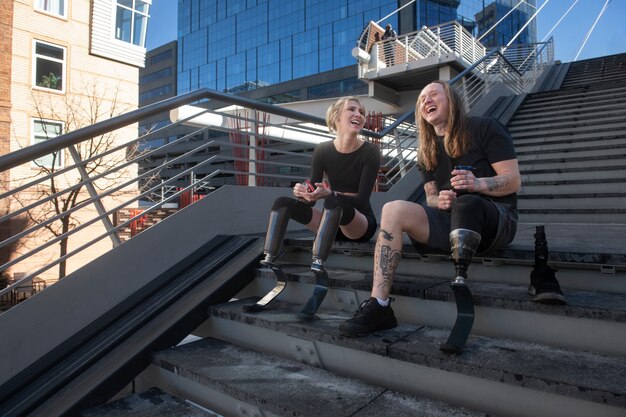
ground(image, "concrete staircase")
xmin=511 ymin=53 xmax=626 ymax=223
xmin=81 ymin=54 xmax=626 ymax=417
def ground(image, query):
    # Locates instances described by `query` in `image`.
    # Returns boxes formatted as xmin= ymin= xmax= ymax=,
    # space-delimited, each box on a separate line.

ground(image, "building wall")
xmin=7 ymin=0 xmax=143 ymax=283
xmin=0 ymin=0 xmax=15 ymax=275
xmin=177 ymin=0 xmax=399 ymax=96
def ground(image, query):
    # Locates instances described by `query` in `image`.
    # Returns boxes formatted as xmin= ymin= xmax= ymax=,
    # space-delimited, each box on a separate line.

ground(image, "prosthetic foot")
xmin=244 ymin=206 xmax=290 ymax=312
xmin=298 ymin=206 xmax=342 ymax=321
xmin=439 ymin=228 xmax=481 ymax=354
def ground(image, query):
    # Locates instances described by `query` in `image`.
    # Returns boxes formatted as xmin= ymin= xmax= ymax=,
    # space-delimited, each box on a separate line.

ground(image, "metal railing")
xmin=450 ymin=39 xmax=554 ymax=112
xmin=0 ymin=89 xmax=415 ymax=308
xmin=355 ymin=21 xmax=487 ymax=78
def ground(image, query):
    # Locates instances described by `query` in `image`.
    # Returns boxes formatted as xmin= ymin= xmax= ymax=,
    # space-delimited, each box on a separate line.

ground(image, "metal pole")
xmin=68 ymin=146 xmax=122 ymax=247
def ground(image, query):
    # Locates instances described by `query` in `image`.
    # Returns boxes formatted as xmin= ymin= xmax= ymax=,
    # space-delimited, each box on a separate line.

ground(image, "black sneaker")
xmin=529 ymin=265 xmax=566 ymax=305
xmin=339 ymin=297 xmax=397 ymax=337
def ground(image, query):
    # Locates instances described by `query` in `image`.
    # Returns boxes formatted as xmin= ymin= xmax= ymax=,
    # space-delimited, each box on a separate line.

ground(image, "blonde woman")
xmin=248 ymin=96 xmax=381 ymax=316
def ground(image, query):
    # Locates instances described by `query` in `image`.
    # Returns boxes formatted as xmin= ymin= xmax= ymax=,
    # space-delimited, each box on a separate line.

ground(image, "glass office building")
xmin=177 ymin=0 xmax=536 ymax=101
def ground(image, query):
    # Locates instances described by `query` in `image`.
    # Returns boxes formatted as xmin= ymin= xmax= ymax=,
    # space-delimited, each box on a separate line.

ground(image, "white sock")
xmin=375 ymin=297 xmax=389 ymax=307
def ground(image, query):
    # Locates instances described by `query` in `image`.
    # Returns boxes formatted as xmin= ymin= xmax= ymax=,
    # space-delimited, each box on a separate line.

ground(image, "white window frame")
xmin=32 ymin=40 xmax=67 ymax=93
xmin=34 ymin=0 xmax=68 ymax=19
xmin=31 ymin=118 xmax=65 ymax=169
xmin=113 ymin=0 xmax=150 ymax=47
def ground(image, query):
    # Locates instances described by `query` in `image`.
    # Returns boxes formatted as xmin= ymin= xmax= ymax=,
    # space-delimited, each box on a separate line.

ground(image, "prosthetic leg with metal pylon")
xmin=243 ymin=206 xmax=291 ymax=312
xmin=297 ymin=206 xmax=342 ymax=321
xmin=439 ymin=228 xmax=481 ymax=354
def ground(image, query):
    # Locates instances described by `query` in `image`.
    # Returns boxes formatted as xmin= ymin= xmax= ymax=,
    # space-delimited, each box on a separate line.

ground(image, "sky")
xmin=146 ymin=0 xmax=626 ymax=63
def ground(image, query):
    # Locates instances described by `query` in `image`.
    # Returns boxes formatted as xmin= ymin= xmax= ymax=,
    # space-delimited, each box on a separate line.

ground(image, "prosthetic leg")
xmin=298 ymin=206 xmax=342 ymax=321
xmin=439 ymin=228 xmax=481 ymax=354
xmin=244 ymin=206 xmax=290 ymax=312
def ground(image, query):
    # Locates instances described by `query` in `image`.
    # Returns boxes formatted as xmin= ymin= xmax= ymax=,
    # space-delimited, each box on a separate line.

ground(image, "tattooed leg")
xmin=372 ymin=228 xmax=402 ymax=299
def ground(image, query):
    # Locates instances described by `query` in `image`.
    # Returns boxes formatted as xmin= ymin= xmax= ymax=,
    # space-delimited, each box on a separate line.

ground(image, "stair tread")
xmin=203 ymin=299 xmax=626 ymax=408
xmin=285 ymin=222 xmax=626 ymax=265
xmin=152 ymin=336 xmax=485 ymax=417
xmin=81 ymin=387 xmax=212 ymax=417
xmin=265 ymin=265 xmax=626 ymax=323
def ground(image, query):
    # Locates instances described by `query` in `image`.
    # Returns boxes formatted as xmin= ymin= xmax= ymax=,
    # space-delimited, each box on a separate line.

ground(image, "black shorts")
xmin=410 ymin=199 xmax=517 ymax=256
xmin=336 ymin=210 xmax=377 ymax=243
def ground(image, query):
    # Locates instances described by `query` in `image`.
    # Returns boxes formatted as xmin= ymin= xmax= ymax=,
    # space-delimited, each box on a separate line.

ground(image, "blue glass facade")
xmin=177 ymin=0 xmax=398 ymax=95
xmin=177 ymin=0 xmax=536 ymax=98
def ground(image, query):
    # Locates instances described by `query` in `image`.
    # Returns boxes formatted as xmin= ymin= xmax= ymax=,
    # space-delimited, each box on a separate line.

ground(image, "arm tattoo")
xmin=485 ymin=175 xmax=510 ymax=192
xmin=375 ymin=244 xmax=401 ymax=290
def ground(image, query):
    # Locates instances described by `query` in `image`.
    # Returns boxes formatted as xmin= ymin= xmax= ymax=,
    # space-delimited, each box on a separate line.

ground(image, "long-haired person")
xmin=339 ymin=81 xmax=542 ymax=337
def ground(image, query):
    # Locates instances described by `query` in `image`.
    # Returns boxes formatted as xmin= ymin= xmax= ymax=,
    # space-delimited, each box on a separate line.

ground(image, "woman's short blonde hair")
xmin=325 ymin=96 xmax=365 ymax=133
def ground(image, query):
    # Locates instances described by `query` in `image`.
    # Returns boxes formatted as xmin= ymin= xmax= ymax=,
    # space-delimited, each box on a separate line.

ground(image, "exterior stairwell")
xmin=81 ymin=55 xmax=626 ymax=417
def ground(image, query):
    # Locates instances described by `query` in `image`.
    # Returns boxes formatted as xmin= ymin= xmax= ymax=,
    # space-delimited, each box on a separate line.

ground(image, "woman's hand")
xmin=293 ymin=181 xmax=333 ymax=202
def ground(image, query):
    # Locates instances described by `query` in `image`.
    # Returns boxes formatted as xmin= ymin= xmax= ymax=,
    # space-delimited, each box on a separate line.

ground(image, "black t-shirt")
xmin=310 ymin=140 xmax=381 ymax=215
xmin=419 ymin=116 xmax=517 ymax=207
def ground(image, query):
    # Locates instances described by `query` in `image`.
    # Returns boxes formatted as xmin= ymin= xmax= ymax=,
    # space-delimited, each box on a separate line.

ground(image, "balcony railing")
xmin=355 ymin=20 xmax=487 ymax=78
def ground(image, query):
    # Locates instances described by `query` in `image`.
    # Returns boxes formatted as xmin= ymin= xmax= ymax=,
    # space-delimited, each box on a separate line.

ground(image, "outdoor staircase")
xmin=511 ymin=53 xmax=626 ymax=223
xmin=80 ymin=55 xmax=626 ymax=417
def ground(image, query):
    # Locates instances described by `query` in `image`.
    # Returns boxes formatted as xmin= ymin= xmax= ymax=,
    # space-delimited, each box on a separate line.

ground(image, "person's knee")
xmin=271 ymin=196 xmax=312 ymax=224
xmin=381 ymin=200 xmax=405 ymax=224
xmin=324 ymin=195 xmax=355 ymax=225
xmin=271 ymin=196 xmax=295 ymax=211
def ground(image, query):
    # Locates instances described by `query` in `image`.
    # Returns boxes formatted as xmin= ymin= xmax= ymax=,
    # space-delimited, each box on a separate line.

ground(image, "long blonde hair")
xmin=416 ymin=81 xmax=470 ymax=171
xmin=326 ymin=96 xmax=366 ymax=133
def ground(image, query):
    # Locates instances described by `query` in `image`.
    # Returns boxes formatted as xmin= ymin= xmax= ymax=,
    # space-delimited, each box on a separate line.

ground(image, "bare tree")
xmin=6 ymin=80 xmax=135 ymax=279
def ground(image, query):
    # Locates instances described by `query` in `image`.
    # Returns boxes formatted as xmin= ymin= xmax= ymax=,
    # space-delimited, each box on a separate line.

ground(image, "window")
xmin=32 ymin=119 xmax=64 ymax=168
xmin=34 ymin=0 xmax=67 ymax=18
xmin=33 ymin=40 xmax=66 ymax=92
xmin=115 ymin=0 xmax=150 ymax=47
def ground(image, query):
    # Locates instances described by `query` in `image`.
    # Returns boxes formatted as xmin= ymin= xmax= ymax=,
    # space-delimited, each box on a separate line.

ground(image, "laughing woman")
xmin=262 ymin=96 xmax=381 ymax=272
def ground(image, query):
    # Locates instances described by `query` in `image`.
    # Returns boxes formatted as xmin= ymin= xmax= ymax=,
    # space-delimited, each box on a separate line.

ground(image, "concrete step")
xmin=518 ymin=157 xmax=626 ymax=173
xmin=280 ymin=232 xmax=626 ymax=306
xmin=513 ymin=130 xmax=626 ymax=148
xmin=517 ymin=211 xmax=626 ymax=224
xmin=140 ymin=337 xmax=486 ymax=417
xmin=508 ymin=115 xmax=626 ymax=135
xmin=510 ymin=104 xmax=626 ymax=128
xmin=510 ymin=100 xmax=626 ymax=124
xmin=519 ymin=181 xmax=626 ymax=196
xmin=520 ymin=167 xmax=626 ymax=183
xmin=518 ymin=85 xmax=626 ymax=107
xmin=240 ymin=264 xmax=626 ymax=354
xmin=511 ymin=123 xmax=626 ymax=141
xmin=517 ymin=92 xmax=626 ymax=113
xmin=517 ymin=195 xmax=626 ymax=210
xmin=516 ymin=146 xmax=626 ymax=162
xmin=180 ymin=298 xmax=626 ymax=417
xmin=562 ymin=73 xmax=626 ymax=88
xmin=515 ymin=136 xmax=626 ymax=155
xmin=80 ymin=387 xmax=214 ymax=417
